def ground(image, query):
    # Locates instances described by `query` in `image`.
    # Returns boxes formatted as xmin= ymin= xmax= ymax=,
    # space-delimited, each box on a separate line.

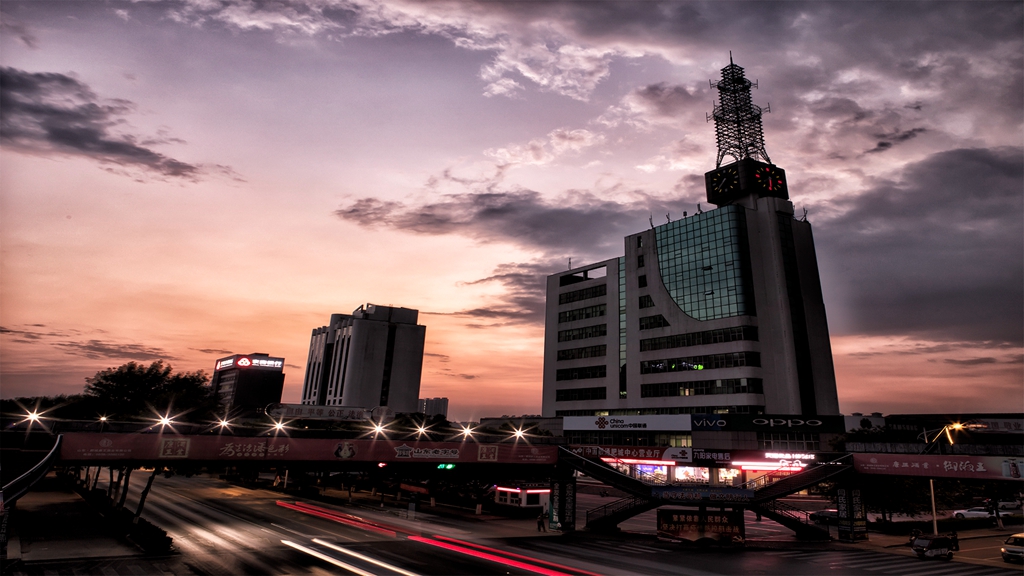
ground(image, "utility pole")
xmin=929 ymin=479 xmax=938 ymax=535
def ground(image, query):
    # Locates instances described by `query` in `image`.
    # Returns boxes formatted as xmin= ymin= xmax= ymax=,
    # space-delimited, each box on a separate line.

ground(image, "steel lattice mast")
xmin=708 ymin=55 xmax=771 ymax=168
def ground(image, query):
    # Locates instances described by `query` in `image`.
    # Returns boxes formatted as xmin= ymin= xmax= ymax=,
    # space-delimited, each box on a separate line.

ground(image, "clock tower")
xmin=704 ymin=56 xmax=788 ymax=207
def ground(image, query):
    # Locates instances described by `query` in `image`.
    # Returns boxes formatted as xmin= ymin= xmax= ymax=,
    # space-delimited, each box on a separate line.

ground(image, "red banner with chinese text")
xmin=853 ymin=453 xmax=1023 ymax=480
xmin=59 ymin=433 xmax=557 ymax=464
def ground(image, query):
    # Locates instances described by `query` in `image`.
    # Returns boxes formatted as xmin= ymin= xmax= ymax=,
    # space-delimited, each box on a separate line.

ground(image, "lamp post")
xmin=919 ymin=422 xmax=966 ymax=535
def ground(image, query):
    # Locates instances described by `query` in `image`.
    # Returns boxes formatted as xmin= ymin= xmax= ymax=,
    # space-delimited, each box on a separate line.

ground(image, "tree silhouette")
xmin=83 ymin=361 xmax=215 ymax=421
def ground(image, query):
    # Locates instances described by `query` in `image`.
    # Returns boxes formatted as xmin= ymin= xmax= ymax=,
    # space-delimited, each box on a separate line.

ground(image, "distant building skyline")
xmin=301 ymin=304 xmax=425 ymax=413
xmin=418 ymin=397 xmax=449 ymax=418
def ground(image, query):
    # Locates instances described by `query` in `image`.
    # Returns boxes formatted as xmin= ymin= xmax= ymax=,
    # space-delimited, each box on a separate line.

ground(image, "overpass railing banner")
xmin=853 ymin=453 xmax=1024 ymax=481
xmin=59 ymin=433 xmax=557 ymax=465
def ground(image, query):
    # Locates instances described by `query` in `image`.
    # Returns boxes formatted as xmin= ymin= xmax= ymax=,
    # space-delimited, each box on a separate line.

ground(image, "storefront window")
xmin=672 ymin=466 xmax=710 ymax=483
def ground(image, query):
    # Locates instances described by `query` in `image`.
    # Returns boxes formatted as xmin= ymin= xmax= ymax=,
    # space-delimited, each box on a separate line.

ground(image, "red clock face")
xmin=754 ymin=166 xmax=786 ymax=192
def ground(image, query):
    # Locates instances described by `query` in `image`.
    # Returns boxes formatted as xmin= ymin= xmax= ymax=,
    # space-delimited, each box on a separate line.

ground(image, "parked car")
xmin=998 ymin=500 xmax=1023 ymax=510
xmin=1002 ymin=533 xmax=1024 ymax=563
xmin=952 ymin=507 xmax=994 ymax=519
xmin=911 ymin=534 xmax=957 ymax=560
xmin=809 ymin=509 xmax=839 ymax=524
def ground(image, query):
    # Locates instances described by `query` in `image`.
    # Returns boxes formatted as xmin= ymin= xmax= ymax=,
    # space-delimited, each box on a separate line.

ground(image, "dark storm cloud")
xmin=420 ymin=260 xmax=563 ymax=326
xmin=457 ymin=261 xmax=556 ymax=325
xmin=53 ymin=339 xmax=172 ymax=361
xmin=336 ymin=190 xmax=692 ymax=259
xmin=865 ymin=128 xmax=927 ymax=155
xmin=631 ymin=83 xmax=702 ymax=117
xmin=815 ymin=146 xmax=1023 ymax=345
xmin=0 ymin=67 xmax=234 ymax=182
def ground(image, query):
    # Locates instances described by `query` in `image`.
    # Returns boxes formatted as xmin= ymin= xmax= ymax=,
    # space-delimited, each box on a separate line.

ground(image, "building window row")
xmin=555 ymin=365 xmax=607 ymax=381
xmin=558 ymin=304 xmax=607 ymax=323
xmin=557 ymin=344 xmax=607 ymax=361
xmin=640 ymin=352 xmax=760 ymax=374
xmin=640 ymin=325 xmax=758 ymax=352
xmin=559 ymin=283 xmax=607 ymax=305
xmin=639 ymin=314 xmax=670 ymax=330
xmin=555 ymin=386 xmax=607 ymax=402
xmin=757 ymin=432 xmax=820 ymax=451
xmin=557 ymin=324 xmax=607 ymax=342
xmin=640 ymin=378 xmax=764 ymax=398
xmin=555 ymin=405 xmax=764 ymax=417
xmin=638 ymin=295 xmax=655 ymax=309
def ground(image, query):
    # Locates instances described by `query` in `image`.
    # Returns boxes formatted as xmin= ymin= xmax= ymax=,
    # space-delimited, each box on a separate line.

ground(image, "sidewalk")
xmin=7 ymin=477 xmax=140 ymax=563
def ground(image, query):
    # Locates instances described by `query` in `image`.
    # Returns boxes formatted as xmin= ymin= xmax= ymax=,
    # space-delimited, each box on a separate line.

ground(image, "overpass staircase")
xmin=747 ymin=454 xmax=854 ymax=540
xmin=558 ymin=447 xmax=853 ymax=537
xmin=1 ymin=435 xmax=63 ymax=510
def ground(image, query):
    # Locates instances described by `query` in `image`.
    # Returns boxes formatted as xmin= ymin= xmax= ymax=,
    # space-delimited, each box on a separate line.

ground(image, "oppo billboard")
xmin=690 ymin=414 xmax=845 ymax=432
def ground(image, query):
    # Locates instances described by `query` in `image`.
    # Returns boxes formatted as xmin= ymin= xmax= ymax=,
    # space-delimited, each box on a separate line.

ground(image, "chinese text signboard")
xmin=836 ymin=487 xmax=868 ymax=542
xmin=653 ymin=486 xmax=754 ymax=503
xmin=853 ymin=454 xmax=1023 ymax=481
xmin=657 ymin=508 xmax=744 ymax=543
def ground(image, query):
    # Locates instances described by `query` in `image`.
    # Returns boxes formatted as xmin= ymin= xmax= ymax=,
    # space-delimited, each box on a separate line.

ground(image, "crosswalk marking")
xmin=617 ymin=544 xmax=665 ymax=554
xmin=840 ymin=557 xmax=917 ymax=568
xmin=762 ymin=549 xmax=1021 ymax=575
xmin=881 ymin=563 xmax=981 ymax=576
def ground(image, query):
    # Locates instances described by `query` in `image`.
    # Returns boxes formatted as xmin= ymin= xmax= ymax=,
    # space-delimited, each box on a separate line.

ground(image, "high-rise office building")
xmin=210 ymin=353 xmax=286 ymax=415
xmin=418 ymin=397 xmax=449 ymax=418
xmin=301 ymin=304 xmax=426 ymax=413
xmin=542 ymin=59 xmax=839 ymax=418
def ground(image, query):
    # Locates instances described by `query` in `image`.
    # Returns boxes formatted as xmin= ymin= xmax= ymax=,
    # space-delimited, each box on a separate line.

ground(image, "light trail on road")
xmin=432 ymin=535 xmax=604 ymax=576
xmin=282 ymin=540 xmax=376 ymax=576
xmin=409 ymin=535 xmax=576 ymax=576
xmin=313 ymin=538 xmax=423 ymax=576
xmin=277 ymin=500 xmax=400 ymax=537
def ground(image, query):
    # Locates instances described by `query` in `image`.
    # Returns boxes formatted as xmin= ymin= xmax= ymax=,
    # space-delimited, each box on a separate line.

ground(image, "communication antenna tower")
xmin=707 ymin=52 xmax=772 ymax=168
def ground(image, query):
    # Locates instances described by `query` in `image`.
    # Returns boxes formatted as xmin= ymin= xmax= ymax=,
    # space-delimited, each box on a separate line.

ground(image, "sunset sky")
xmin=1 ymin=1 xmax=1021 ymax=421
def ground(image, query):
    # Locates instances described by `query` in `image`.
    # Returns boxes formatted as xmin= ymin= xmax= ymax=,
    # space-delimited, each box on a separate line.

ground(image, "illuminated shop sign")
xmin=753 ymin=418 xmax=822 ymax=428
xmin=217 ymin=356 xmax=285 ymax=370
xmin=563 ymin=414 xmax=692 ymax=431
xmin=690 ymin=414 xmax=845 ymax=432
xmin=765 ymin=452 xmax=815 ymax=460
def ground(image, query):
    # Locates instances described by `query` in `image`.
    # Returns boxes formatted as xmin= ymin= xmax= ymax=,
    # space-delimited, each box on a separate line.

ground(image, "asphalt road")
xmin=10 ymin=473 xmax=1024 ymax=576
